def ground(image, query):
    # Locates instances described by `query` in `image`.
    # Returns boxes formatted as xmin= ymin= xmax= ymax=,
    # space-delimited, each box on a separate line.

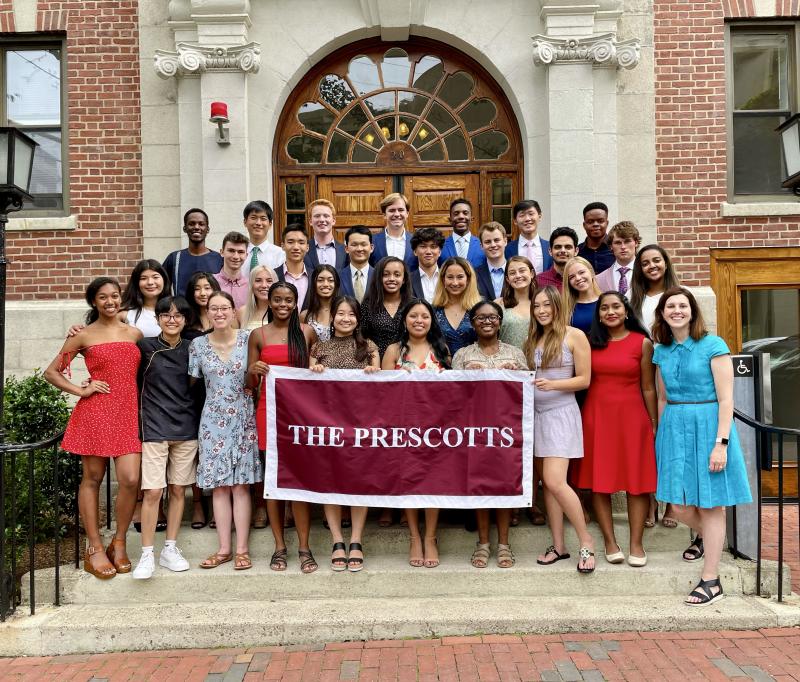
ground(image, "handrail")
xmin=733 ymin=408 xmax=800 ymax=437
xmin=0 ymin=431 xmax=66 ymax=453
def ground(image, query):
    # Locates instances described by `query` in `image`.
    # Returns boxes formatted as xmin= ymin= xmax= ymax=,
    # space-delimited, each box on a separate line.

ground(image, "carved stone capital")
xmin=154 ymin=41 xmax=261 ymax=79
xmin=531 ymin=33 xmax=640 ymax=69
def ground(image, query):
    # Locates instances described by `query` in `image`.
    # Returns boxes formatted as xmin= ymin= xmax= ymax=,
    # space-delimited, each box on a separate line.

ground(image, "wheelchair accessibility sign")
xmin=731 ymin=355 xmax=753 ymax=377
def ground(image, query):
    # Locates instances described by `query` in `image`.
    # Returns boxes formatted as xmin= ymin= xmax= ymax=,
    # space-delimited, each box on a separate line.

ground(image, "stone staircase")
xmin=1 ymin=514 xmax=798 ymax=656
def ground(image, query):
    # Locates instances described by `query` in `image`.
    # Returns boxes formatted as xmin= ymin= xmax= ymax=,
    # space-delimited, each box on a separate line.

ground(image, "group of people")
xmin=44 ymin=194 xmax=752 ymax=608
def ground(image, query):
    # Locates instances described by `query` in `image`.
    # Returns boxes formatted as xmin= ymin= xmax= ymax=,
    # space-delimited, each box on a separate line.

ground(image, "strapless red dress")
xmin=255 ymin=340 xmax=291 ymax=451
xmin=61 ymin=341 xmax=142 ymax=457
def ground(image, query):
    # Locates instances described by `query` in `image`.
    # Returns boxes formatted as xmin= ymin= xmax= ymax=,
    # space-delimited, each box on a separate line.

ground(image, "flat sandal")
xmin=200 ymin=552 xmax=232 ymax=569
xmin=299 ymin=549 xmax=318 ymax=574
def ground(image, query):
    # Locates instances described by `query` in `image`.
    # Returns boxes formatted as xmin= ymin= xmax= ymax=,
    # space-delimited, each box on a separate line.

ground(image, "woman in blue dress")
xmin=433 ymin=257 xmax=481 ymax=357
xmin=562 ymin=257 xmax=601 ymax=336
xmin=652 ymin=287 xmax=752 ymax=607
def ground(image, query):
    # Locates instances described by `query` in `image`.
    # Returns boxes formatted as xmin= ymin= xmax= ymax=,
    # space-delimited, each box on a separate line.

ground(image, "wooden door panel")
xmin=405 ymin=174 xmax=480 ymax=236
xmin=317 ymin=175 xmax=393 ymax=241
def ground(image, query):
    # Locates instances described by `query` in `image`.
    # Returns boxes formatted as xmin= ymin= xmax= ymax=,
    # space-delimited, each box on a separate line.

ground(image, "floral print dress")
xmin=188 ymin=330 xmax=262 ymax=488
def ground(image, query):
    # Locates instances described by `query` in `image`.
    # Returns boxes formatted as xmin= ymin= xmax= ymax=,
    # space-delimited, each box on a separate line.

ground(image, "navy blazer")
xmin=410 ymin=268 xmax=428 ymax=301
xmin=304 ymin=239 xmax=349 ymax=272
xmin=370 ymin=231 xmax=418 ymax=270
xmin=473 ymin=263 xmax=497 ymax=301
xmin=504 ymin=237 xmax=553 ymax=273
xmin=275 ymin=265 xmax=311 ymax=311
xmin=439 ymin=234 xmax=487 ymax=270
xmin=338 ymin=264 xmax=374 ymax=299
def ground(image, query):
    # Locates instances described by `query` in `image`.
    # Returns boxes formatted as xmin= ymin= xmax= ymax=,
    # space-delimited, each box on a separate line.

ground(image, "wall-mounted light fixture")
xmin=210 ymin=101 xmax=230 ymax=145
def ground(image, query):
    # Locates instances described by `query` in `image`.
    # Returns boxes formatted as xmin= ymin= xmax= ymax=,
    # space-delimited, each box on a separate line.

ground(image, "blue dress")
xmin=570 ymin=301 xmax=597 ymax=335
xmin=189 ymin=331 xmax=262 ymax=488
xmin=434 ymin=307 xmax=476 ymax=357
xmin=653 ymin=334 xmax=752 ymax=508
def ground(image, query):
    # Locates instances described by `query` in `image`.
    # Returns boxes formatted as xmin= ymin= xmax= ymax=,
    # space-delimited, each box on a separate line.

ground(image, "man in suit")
xmin=504 ymin=199 xmax=552 ymax=275
xmin=338 ymin=225 xmax=374 ymax=303
xmin=438 ymin=198 xmax=486 ymax=269
xmin=304 ymin=199 xmax=349 ymax=272
xmin=594 ymin=221 xmax=641 ymax=297
xmin=577 ymin=201 xmax=615 ymax=275
xmin=275 ymin=223 xmax=311 ymax=310
xmin=370 ymin=192 xmax=417 ymax=270
xmin=410 ymin=227 xmax=445 ymax=303
xmin=474 ymin=221 xmax=508 ymax=300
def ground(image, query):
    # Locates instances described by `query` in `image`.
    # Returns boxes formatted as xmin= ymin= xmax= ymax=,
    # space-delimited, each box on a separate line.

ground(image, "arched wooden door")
xmin=273 ymin=38 xmax=523 ymax=241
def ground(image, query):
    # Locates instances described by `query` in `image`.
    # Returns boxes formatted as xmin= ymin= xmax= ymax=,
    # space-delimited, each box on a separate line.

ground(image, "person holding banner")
xmin=361 ymin=256 xmax=413 ymax=360
xmin=453 ymin=300 xmax=528 ymax=568
xmin=433 ymin=257 xmax=481 ymax=357
xmin=247 ymin=281 xmax=319 ymax=573
xmin=189 ymin=291 xmax=261 ymax=571
xmin=309 ymin=295 xmax=380 ymax=571
xmin=300 ymin=264 xmax=340 ymax=342
xmin=524 ymin=286 xmax=595 ymax=573
xmin=382 ymin=299 xmax=452 ymax=567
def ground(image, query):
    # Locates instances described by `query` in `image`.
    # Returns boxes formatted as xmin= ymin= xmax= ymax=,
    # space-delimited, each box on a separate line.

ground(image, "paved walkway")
xmin=3 ymin=629 xmax=800 ymax=681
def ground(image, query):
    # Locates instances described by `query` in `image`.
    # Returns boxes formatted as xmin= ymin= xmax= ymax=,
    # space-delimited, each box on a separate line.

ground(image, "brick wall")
xmin=5 ymin=1 xmax=142 ymax=300
xmin=654 ymin=1 xmax=800 ymax=286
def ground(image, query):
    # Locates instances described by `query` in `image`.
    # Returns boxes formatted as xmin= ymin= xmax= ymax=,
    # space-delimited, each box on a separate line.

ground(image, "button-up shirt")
xmin=385 ymin=230 xmax=407 ymax=260
xmin=315 ymin=240 xmax=337 ymax=267
xmin=419 ymin=267 xmax=440 ymax=303
xmin=536 ymin=266 xmax=564 ymax=292
xmin=283 ymin=264 xmax=309 ymax=308
xmin=611 ymin=261 xmax=633 ymax=297
xmin=518 ymin=238 xmax=543 ymax=275
xmin=214 ymin=270 xmax=249 ymax=310
xmin=242 ymin=240 xmax=286 ymax=277
xmin=489 ymin=264 xmax=506 ymax=299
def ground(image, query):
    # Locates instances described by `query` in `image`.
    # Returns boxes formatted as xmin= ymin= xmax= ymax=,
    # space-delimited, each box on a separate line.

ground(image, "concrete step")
xmin=4 ymin=594 xmax=800 ymax=657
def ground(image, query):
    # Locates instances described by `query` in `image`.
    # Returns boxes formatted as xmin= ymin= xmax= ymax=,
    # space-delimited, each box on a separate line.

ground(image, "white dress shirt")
xmin=242 ymin=240 xmax=286 ymax=277
xmin=419 ymin=267 xmax=440 ymax=303
xmin=315 ymin=240 xmax=337 ymax=267
xmin=385 ymin=230 xmax=407 ymax=260
xmin=518 ymin=237 xmax=543 ymax=275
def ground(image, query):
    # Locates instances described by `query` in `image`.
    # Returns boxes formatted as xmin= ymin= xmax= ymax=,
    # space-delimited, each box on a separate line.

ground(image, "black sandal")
xmin=299 ymin=549 xmax=318 ymax=574
xmin=331 ymin=542 xmax=347 ymax=572
xmin=347 ymin=542 xmax=364 ymax=573
xmin=577 ymin=547 xmax=596 ymax=574
xmin=269 ymin=548 xmax=288 ymax=572
xmin=537 ymin=545 xmax=571 ymax=566
xmin=683 ymin=536 xmax=704 ymax=562
xmin=685 ymin=576 xmax=723 ymax=607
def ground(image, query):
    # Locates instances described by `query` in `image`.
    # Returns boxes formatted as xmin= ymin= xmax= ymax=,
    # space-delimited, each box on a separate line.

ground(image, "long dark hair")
xmin=186 ymin=271 xmax=221 ymax=330
xmin=122 ymin=259 xmax=171 ymax=321
xmin=630 ymin=244 xmax=680 ymax=316
xmin=85 ymin=277 xmax=121 ymax=324
xmin=305 ymin=264 xmax=341 ymax=320
xmin=362 ymin=256 xmax=412 ymax=317
xmin=501 ymin=256 xmax=537 ymax=308
xmin=588 ymin=292 xmax=651 ymax=349
xmin=267 ymin=281 xmax=309 ymax=368
xmin=398 ymin=298 xmax=451 ymax=369
xmin=330 ymin=295 xmax=373 ymax=364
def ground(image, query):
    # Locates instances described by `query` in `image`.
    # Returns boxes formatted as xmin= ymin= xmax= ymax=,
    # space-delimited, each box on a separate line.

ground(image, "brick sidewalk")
xmin=3 ymin=629 xmax=800 ymax=681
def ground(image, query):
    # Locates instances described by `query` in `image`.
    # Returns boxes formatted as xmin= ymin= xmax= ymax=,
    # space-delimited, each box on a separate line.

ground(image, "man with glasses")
xmin=536 ymin=227 xmax=579 ymax=292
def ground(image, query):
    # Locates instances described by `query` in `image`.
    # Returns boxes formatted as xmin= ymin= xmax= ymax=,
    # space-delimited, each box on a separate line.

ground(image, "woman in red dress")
xmin=573 ymin=291 xmax=658 ymax=567
xmin=44 ymin=277 xmax=143 ymax=579
xmin=247 ymin=282 xmax=318 ymax=573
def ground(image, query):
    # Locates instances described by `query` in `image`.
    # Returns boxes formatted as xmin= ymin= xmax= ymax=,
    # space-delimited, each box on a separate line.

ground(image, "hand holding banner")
xmin=264 ymin=367 xmax=534 ymax=508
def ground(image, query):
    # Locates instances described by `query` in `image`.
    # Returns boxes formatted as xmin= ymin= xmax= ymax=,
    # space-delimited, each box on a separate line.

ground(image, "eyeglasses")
xmin=158 ymin=313 xmax=185 ymax=321
xmin=209 ymin=306 xmax=233 ymax=313
xmin=474 ymin=314 xmax=500 ymax=323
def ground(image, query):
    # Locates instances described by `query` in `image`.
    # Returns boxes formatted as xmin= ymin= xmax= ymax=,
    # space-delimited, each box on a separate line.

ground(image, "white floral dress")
xmin=188 ymin=331 xmax=262 ymax=488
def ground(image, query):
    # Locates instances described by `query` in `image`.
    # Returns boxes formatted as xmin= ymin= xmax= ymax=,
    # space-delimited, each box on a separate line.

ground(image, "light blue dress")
xmin=189 ymin=331 xmax=262 ymax=488
xmin=653 ymin=334 xmax=752 ymax=508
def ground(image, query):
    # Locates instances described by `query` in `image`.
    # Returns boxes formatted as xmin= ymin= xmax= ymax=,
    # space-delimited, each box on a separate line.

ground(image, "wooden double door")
xmin=318 ymin=173 xmax=480 ymax=242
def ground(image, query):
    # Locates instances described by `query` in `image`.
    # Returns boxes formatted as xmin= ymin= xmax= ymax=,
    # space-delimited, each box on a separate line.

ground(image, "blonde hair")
xmin=308 ymin=198 xmax=336 ymax=218
xmin=562 ymin=256 xmax=601 ymax=320
xmin=240 ymin=265 xmax=277 ymax=328
xmin=380 ymin=192 xmax=410 ymax=213
xmin=524 ymin=286 xmax=568 ymax=370
xmin=432 ymin=257 xmax=482 ymax=310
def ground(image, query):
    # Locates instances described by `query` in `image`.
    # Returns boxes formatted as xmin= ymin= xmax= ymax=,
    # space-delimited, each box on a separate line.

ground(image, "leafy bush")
xmin=3 ymin=370 xmax=78 ymax=564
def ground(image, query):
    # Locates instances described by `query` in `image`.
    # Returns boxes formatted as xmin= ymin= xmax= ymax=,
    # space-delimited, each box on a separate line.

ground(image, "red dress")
xmin=572 ymin=332 xmax=656 ymax=494
xmin=255 ymin=340 xmax=290 ymax=451
xmin=61 ymin=341 xmax=142 ymax=457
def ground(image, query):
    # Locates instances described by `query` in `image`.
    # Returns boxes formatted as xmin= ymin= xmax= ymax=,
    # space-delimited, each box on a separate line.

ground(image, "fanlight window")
xmin=287 ymin=49 xmax=509 ymax=164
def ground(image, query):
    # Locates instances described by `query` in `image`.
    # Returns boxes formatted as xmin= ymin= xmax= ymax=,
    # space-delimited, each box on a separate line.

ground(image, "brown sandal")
xmin=200 ymin=552 xmax=232 ymax=569
xmin=497 ymin=544 xmax=515 ymax=568
xmin=105 ymin=537 xmax=131 ymax=573
xmin=471 ymin=542 xmax=490 ymax=568
xmin=234 ymin=552 xmax=253 ymax=570
xmin=84 ymin=545 xmax=116 ymax=580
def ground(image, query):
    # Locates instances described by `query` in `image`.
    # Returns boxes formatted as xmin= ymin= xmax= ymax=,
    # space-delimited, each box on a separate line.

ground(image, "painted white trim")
xmin=7 ymin=215 xmax=77 ymax=232
xmin=720 ymin=201 xmax=800 ymax=217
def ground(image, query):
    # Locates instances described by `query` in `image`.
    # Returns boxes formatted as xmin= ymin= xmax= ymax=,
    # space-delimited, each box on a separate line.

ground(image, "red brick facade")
xmin=654 ymin=1 xmax=800 ymax=286
xmin=5 ymin=1 xmax=142 ymax=300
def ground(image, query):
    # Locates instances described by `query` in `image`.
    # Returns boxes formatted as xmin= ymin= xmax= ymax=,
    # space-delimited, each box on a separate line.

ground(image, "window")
xmin=1 ymin=42 xmax=66 ymax=212
xmin=728 ymin=26 xmax=797 ymax=197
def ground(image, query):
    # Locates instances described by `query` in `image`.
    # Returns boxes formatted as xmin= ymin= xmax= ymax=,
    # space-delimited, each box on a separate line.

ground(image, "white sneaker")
xmin=132 ymin=552 xmax=155 ymax=579
xmin=159 ymin=545 xmax=190 ymax=572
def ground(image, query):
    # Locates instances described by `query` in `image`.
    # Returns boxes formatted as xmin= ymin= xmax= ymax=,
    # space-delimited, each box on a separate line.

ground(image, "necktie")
xmin=250 ymin=246 xmax=261 ymax=270
xmin=354 ymin=270 xmax=365 ymax=303
xmin=618 ymin=266 xmax=630 ymax=295
xmin=523 ymin=241 xmax=533 ymax=264
xmin=457 ymin=237 xmax=467 ymax=259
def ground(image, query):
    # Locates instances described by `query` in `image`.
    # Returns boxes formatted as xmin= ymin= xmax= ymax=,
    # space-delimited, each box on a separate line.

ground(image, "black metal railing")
xmin=0 ymin=431 xmax=74 ymax=621
xmin=732 ymin=408 xmax=800 ymax=603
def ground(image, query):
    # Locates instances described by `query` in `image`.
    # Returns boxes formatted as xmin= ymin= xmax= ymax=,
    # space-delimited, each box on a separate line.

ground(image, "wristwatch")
xmin=715 ymin=437 xmax=729 ymax=445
